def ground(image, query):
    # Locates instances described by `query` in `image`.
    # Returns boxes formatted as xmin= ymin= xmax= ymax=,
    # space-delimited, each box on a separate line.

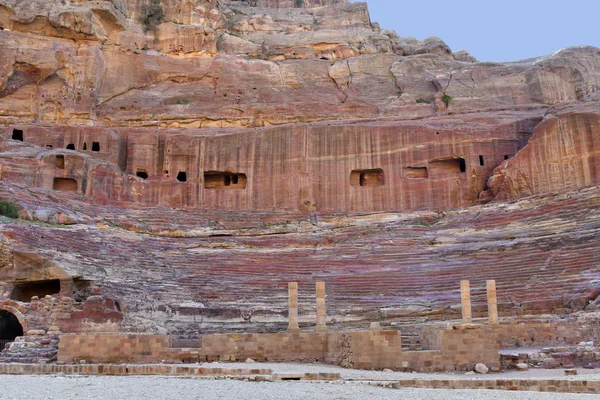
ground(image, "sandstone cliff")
xmin=0 ymin=0 xmax=599 ymax=335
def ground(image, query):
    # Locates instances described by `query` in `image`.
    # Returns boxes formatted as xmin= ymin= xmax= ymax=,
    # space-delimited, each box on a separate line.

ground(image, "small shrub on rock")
xmin=0 ymin=200 xmax=19 ymax=218
xmin=140 ymin=0 xmax=165 ymax=31
xmin=442 ymin=93 xmax=452 ymax=107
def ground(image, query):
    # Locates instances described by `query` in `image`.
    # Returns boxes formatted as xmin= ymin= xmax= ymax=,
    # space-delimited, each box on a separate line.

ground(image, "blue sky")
xmin=360 ymin=0 xmax=600 ymax=62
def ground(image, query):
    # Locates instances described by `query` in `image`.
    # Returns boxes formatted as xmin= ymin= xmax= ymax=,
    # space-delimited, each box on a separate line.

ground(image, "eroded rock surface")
xmin=0 ymin=0 xmax=599 ymax=337
xmin=488 ymin=100 xmax=600 ymax=200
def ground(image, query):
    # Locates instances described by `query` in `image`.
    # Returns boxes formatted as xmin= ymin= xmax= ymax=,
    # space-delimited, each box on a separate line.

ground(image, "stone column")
xmin=316 ymin=281 xmax=327 ymax=332
xmin=288 ymin=282 xmax=299 ymax=332
xmin=460 ymin=280 xmax=472 ymax=323
xmin=487 ymin=280 xmax=499 ymax=324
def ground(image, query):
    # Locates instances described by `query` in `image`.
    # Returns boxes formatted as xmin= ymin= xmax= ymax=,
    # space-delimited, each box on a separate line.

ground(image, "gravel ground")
xmin=0 ymin=376 xmax=596 ymax=400
xmin=208 ymin=361 xmax=600 ymax=381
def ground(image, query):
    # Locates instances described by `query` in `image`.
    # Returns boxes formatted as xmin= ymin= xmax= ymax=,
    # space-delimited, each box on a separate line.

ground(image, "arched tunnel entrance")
xmin=0 ymin=310 xmax=24 ymax=352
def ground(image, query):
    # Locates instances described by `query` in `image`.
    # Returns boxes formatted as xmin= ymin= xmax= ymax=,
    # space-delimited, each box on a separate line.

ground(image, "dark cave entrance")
xmin=10 ymin=279 xmax=61 ymax=302
xmin=12 ymin=129 xmax=23 ymax=141
xmin=136 ymin=169 xmax=149 ymax=179
xmin=177 ymin=171 xmax=187 ymax=182
xmin=0 ymin=310 xmax=24 ymax=351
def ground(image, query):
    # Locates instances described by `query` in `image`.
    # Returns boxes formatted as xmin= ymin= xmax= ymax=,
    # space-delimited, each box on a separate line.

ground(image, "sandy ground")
xmin=0 ymin=375 xmax=596 ymax=400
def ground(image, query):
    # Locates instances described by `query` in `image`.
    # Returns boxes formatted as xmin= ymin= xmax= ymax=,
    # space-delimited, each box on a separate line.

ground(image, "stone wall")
xmin=325 ymin=327 xmax=500 ymax=372
xmin=58 ymin=327 xmax=500 ymax=372
xmin=59 ymin=333 xmax=171 ymax=364
xmin=493 ymin=322 xmax=600 ymax=348
xmin=198 ymin=332 xmax=327 ymax=362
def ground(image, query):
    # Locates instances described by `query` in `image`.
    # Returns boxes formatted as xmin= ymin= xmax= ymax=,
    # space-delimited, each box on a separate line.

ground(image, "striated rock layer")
xmin=0 ymin=0 xmax=599 ymax=337
xmin=0 ymin=182 xmax=599 ymax=334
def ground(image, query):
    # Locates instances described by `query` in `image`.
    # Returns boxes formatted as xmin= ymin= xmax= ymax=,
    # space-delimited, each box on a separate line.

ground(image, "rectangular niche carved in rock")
xmin=204 ymin=171 xmax=247 ymax=189
xmin=53 ymin=178 xmax=78 ymax=192
xmin=428 ymin=158 xmax=466 ymax=174
xmin=405 ymin=167 xmax=429 ymax=179
xmin=56 ymin=155 xmax=65 ymax=169
xmin=350 ymin=169 xmax=384 ymax=187
xmin=10 ymin=279 xmax=61 ymax=302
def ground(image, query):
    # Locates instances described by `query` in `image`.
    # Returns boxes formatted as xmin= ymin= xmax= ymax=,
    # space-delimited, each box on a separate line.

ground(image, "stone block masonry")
xmin=58 ymin=334 xmax=171 ymax=364
xmin=0 ymin=363 xmax=274 ymax=378
xmin=492 ymin=322 xmax=600 ymax=348
xmin=395 ymin=379 xmax=600 ymax=395
xmin=58 ymin=326 xmax=500 ymax=373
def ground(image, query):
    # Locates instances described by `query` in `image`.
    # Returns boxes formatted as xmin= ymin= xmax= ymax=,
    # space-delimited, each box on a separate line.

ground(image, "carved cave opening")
xmin=92 ymin=142 xmax=100 ymax=152
xmin=83 ymin=142 xmax=87 ymax=151
xmin=136 ymin=169 xmax=149 ymax=179
xmin=56 ymin=155 xmax=65 ymax=169
xmin=405 ymin=167 xmax=429 ymax=179
xmin=177 ymin=171 xmax=187 ymax=182
xmin=66 ymin=143 xmax=75 ymax=150
xmin=350 ymin=169 xmax=384 ymax=187
xmin=53 ymin=178 xmax=78 ymax=192
xmin=10 ymin=279 xmax=61 ymax=302
xmin=0 ymin=310 xmax=23 ymax=350
xmin=11 ymin=129 xmax=23 ymax=141
xmin=479 ymin=155 xmax=485 ymax=166
xmin=504 ymin=155 xmax=512 ymax=160
xmin=204 ymin=172 xmax=248 ymax=189
xmin=429 ymin=158 xmax=466 ymax=174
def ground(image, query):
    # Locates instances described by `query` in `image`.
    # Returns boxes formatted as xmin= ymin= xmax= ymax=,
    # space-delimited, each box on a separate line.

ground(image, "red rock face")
xmin=0 ymin=110 xmax=543 ymax=212
xmin=488 ymin=102 xmax=600 ymax=200
xmin=0 ymin=0 xmax=600 ymax=336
